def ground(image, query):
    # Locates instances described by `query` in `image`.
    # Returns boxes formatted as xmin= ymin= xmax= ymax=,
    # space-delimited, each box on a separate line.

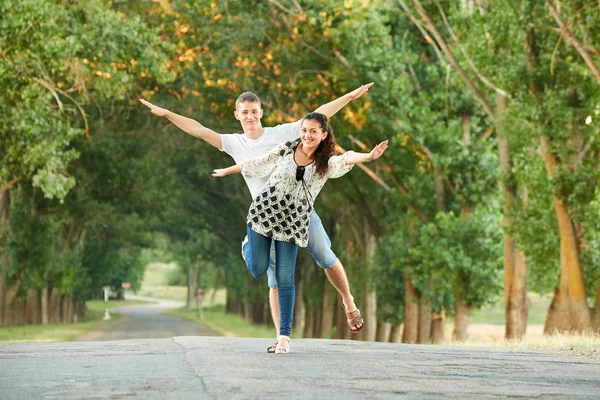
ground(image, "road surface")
xmin=1 ymin=337 xmax=599 ymax=399
xmin=76 ymin=294 xmax=220 ymax=341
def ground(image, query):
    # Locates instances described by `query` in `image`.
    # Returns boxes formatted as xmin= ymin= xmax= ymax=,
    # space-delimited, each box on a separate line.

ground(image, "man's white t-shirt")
xmin=220 ymin=121 xmax=302 ymax=199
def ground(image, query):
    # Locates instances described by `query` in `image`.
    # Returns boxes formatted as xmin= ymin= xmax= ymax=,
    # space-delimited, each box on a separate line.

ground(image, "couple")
xmin=141 ymin=84 xmax=388 ymax=353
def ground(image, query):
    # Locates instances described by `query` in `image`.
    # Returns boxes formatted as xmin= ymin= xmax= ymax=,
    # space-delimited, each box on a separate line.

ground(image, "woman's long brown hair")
xmin=301 ymin=112 xmax=336 ymax=177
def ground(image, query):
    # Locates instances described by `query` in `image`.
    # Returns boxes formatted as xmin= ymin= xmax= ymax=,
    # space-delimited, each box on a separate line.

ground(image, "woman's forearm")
xmin=344 ymin=152 xmax=372 ymax=165
xmin=344 ymin=140 xmax=388 ymax=165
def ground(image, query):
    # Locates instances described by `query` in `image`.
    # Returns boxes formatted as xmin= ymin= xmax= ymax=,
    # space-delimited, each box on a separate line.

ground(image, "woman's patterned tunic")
xmin=240 ymin=140 xmax=354 ymax=247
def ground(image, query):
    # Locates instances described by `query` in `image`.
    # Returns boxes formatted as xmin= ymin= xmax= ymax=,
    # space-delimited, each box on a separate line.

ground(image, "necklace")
xmin=299 ymin=144 xmax=313 ymax=159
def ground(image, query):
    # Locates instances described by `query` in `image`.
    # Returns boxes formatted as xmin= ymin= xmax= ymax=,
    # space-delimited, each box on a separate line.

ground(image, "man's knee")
xmin=324 ymin=258 xmax=343 ymax=272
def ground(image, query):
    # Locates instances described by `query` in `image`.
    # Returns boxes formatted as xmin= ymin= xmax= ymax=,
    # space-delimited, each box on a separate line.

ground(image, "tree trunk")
xmin=48 ymin=288 xmax=59 ymax=324
xmin=376 ymin=321 xmax=391 ymax=342
xmin=0 ymin=188 xmax=7 ymax=327
xmin=187 ymin=263 xmax=199 ymax=309
xmin=403 ymin=275 xmax=419 ymax=343
xmin=363 ymin=233 xmax=378 ymax=341
xmin=61 ymin=291 xmax=71 ymax=323
xmin=312 ymin=306 xmax=322 ymax=338
xmin=541 ymin=137 xmax=592 ymax=332
xmin=25 ymin=289 xmax=38 ymax=325
xmin=251 ymin=300 xmax=262 ymax=325
xmin=553 ymin=195 xmax=591 ymax=331
xmin=338 ymin=295 xmax=353 ymax=340
xmin=593 ymin=278 xmax=600 ymax=332
xmin=40 ymin=288 xmax=49 ymax=325
xmin=319 ymin=284 xmax=335 ymax=338
xmin=454 ymin=287 xmax=471 ymax=342
xmin=544 ymin=286 xmax=571 ymax=333
xmin=496 ymin=91 xmax=527 ymax=340
xmin=506 ymin=250 xmax=528 ymax=339
xmin=363 ymin=290 xmax=377 ymax=342
xmin=243 ymin=301 xmax=252 ymax=321
xmin=431 ymin=310 xmax=445 ymax=344
xmin=389 ymin=324 xmax=402 ymax=343
xmin=2 ymin=278 xmax=21 ymax=327
xmin=293 ymin=264 xmax=304 ymax=333
xmin=0 ymin=273 xmax=5 ymax=327
xmin=303 ymin=306 xmax=315 ymax=338
xmin=418 ymin=300 xmax=432 ymax=344
xmin=333 ymin=297 xmax=345 ymax=339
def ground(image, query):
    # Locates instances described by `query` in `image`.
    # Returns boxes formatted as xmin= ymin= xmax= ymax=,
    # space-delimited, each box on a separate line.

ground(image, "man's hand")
xmin=212 ymin=168 xmax=229 ymax=178
xmin=367 ymin=140 xmax=388 ymax=162
xmin=314 ymin=82 xmax=375 ymax=118
xmin=346 ymin=82 xmax=374 ymax=100
xmin=140 ymin=99 xmax=169 ymax=117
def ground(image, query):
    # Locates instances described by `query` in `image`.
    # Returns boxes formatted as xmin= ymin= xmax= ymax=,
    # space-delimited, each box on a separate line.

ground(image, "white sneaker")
xmin=241 ymin=235 xmax=248 ymax=261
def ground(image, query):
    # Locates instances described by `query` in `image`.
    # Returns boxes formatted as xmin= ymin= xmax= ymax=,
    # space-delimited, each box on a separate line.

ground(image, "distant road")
xmin=76 ymin=294 xmax=220 ymax=341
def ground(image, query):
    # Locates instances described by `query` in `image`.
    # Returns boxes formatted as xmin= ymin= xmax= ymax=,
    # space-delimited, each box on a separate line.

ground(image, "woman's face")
xmin=300 ymin=119 xmax=327 ymax=151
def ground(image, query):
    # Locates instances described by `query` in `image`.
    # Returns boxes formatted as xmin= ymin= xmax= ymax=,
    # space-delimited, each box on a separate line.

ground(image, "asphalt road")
xmin=76 ymin=294 xmax=220 ymax=341
xmin=1 ymin=337 xmax=599 ymax=399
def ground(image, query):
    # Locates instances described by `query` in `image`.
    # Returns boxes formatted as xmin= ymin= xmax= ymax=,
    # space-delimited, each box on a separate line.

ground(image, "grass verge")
xmin=468 ymin=293 xmax=552 ymax=325
xmin=0 ymin=300 xmax=151 ymax=344
xmin=165 ymin=305 xmax=301 ymax=339
xmin=447 ymin=332 xmax=600 ymax=351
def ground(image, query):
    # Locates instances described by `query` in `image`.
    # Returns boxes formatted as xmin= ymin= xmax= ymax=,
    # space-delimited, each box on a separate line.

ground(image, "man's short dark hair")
xmin=236 ymin=92 xmax=261 ymax=109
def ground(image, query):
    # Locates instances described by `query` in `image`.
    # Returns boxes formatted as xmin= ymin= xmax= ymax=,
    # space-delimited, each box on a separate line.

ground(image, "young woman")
xmin=213 ymin=112 xmax=388 ymax=353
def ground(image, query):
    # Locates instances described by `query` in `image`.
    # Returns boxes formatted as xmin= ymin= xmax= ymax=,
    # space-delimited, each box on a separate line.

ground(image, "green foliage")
xmin=3 ymin=0 xmax=600 ymax=330
xmin=0 ymin=0 xmax=173 ymax=200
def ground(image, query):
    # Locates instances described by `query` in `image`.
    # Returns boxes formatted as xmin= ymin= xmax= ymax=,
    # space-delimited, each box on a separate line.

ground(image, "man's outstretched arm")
xmin=314 ymin=82 xmax=374 ymax=119
xmin=140 ymin=99 xmax=222 ymax=150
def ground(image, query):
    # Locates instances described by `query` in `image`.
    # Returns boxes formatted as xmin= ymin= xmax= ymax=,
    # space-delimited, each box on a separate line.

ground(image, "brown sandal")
xmin=267 ymin=340 xmax=278 ymax=353
xmin=343 ymin=305 xmax=364 ymax=333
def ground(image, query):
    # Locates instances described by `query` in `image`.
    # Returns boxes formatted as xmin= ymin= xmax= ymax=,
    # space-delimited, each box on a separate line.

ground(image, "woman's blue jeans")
xmin=243 ymin=225 xmax=298 ymax=337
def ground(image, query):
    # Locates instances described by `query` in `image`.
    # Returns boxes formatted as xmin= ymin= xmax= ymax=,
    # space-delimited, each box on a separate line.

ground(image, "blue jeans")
xmin=266 ymin=210 xmax=336 ymax=288
xmin=243 ymin=225 xmax=298 ymax=337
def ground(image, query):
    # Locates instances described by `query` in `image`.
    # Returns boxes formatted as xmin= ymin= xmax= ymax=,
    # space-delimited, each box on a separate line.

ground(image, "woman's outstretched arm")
xmin=344 ymin=140 xmax=389 ymax=165
xmin=326 ymin=140 xmax=389 ymax=179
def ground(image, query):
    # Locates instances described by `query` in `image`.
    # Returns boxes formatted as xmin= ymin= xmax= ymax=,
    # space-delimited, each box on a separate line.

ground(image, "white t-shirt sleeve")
xmin=270 ymin=120 xmax=302 ymax=142
xmin=219 ymin=133 xmax=237 ymax=157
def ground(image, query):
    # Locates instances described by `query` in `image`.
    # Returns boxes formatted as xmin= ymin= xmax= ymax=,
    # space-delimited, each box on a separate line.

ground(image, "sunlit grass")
xmin=0 ymin=299 xmax=150 ymax=344
xmin=0 ymin=320 xmax=111 ymax=344
xmin=166 ymin=305 xmax=300 ymax=340
xmin=447 ymin=331 xmax=600 ymax=350
xmin=137 ymin=262 xmax=226 ymax=305
xmin=468 ymin=293 xmax=552 ymax=325
xmin=136 ymin=262 xmax=186 ymax=301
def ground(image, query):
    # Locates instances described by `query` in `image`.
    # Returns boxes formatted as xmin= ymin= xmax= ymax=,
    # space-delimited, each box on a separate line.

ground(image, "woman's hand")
xmin=368 ymin=140 xmax=388 ymax=161
xmin=212 ymin=168 xmax=229 ymax=178
xmin=140 ymin=99 xmax=169 ymax=117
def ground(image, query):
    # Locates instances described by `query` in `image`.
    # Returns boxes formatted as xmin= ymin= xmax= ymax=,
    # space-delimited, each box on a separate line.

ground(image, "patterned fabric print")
xmin=240 ymin=140 xmax=354 ymax=247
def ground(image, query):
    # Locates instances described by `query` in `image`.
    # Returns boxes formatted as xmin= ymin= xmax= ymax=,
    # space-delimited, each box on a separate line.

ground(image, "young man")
xmin=140 ymin=83 xmax=372 ymax=348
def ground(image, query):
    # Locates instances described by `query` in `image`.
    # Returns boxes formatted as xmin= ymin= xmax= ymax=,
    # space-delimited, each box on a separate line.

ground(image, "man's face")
xmin=234 ymin=101 xmax=263 ymax=130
